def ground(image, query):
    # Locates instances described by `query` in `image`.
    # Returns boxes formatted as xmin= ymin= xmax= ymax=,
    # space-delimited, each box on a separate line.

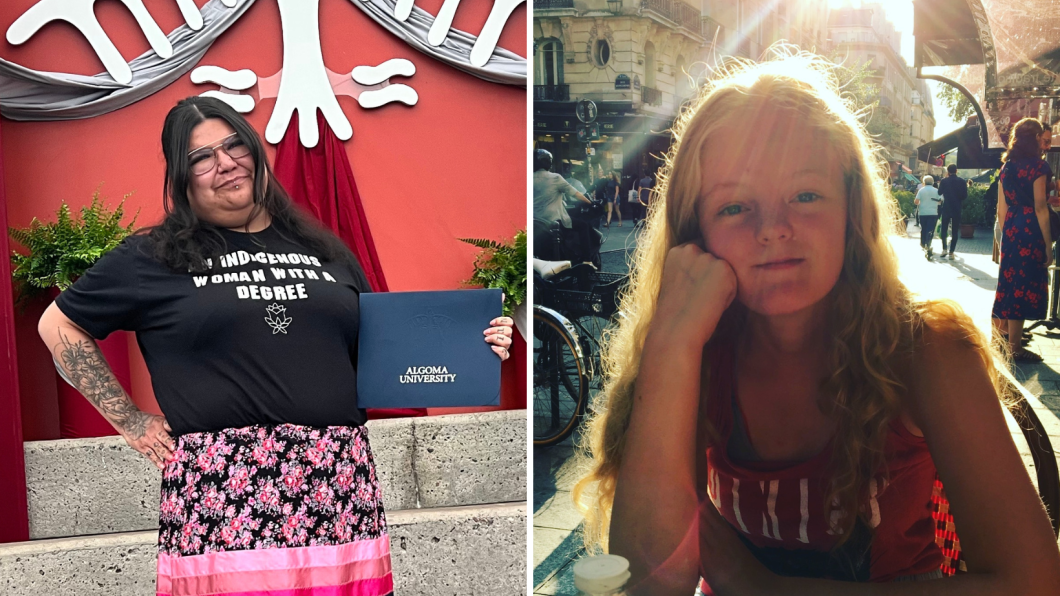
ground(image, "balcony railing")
xmin=701 ymin=15 xmax=724 ymax=42
xmin=642 ymin=86 xmax=663 ymax=106
xmin=641 ymin=0 xmax=702 ymax=35
xmin=534 ymin=0 xmax=574 ymax=8
xmin=534 ymin=84 xmax=570 ymax=102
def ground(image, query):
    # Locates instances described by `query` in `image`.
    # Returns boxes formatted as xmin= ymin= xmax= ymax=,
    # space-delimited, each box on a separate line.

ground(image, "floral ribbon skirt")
xmin=157 ymin=423 xmax=393 ymax=596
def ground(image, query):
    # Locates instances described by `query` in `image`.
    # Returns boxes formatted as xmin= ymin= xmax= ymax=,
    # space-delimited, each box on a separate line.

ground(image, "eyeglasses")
xmin=187 ymin=133 xmax=252 ymax=176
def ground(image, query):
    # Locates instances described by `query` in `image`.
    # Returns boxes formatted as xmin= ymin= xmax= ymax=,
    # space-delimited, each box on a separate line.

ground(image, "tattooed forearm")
xmin=51 ymin=330 xmax=150 ymax=439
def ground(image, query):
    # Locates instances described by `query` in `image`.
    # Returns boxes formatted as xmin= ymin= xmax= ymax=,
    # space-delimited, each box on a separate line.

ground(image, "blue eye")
xmin=720 ymin=204 xmax=745 ymax=216
xmin=795 ymin=192 xmax=821 ymax=203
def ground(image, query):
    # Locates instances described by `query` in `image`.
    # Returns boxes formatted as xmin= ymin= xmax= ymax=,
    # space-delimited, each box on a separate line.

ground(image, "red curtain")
xmin=0 ymin=115 xmax=30 ymax=542
xmin=273 ymin=112 xmax=423 ymax=420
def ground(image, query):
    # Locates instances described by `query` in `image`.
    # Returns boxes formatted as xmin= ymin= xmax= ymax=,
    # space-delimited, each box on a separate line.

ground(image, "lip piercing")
xmin=235 ymin=185 xmax=240 ymax=189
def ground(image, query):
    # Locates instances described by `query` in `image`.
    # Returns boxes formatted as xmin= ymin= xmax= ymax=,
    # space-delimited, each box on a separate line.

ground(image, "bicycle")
xmin=533 ymin=261 xmax=629 ymax=446
xmin=532 ymin=304 xmax=589 ymax=446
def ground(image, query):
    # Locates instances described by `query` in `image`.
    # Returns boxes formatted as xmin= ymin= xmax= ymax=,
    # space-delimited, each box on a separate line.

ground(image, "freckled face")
xmin=696 ymin=108 xmax=849 ymax=315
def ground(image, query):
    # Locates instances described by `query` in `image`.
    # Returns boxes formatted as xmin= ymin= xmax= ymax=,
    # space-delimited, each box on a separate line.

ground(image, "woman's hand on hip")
xmin=650 ymin=243 xmax=737 ymax=349
xmin=484 ymin=316 xmax=515 ymax=361
xmin=120 ymin=412 xmax=177 ymax=470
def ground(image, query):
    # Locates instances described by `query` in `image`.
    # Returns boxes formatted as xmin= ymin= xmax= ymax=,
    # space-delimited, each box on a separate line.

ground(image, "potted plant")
xmin=9 ymin=191 xmax=138 ymax=438
xmin=961 ymin=184 xmax=987 ymax=238
xmin=459 ymin=230 xmax=527 ymax=410
xmin=460 ymin=229 xmax=527 ymax=320
xmin=891 ymin=188 xmax=915 ymax=232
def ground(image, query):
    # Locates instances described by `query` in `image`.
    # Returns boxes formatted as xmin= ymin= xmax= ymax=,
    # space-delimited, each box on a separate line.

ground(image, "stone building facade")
xmin=534 ymin=0 xmax=831 ymax=186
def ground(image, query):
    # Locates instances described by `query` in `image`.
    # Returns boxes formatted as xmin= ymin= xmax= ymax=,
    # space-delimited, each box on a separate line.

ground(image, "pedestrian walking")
xmin=992 ymin=117 xmax=1053 ymax=362
xmin=573 ymin=53 xmax=1060 ymax=595
xmin=37 ymin=96 xmax=514 ymax=596
xmin=604 ymin=170 xmax=621 ymax=228
xmin=914 ymin=175 xmax=942 ymax=258
xmin=937 ymin=164 xmax=967 ymax=259
xmin=634 ymin=170 xmax=653 ymax=223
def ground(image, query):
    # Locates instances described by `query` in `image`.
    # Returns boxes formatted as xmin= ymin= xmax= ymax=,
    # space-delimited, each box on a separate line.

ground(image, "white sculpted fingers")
xmin=192 ymin=66 xmax=258 ymax=113
xmin=351 ymin=58 xmax=418 ymax=109
xmin=358 ymin=85 xmax=418 ymax=108
xmin=427 ymin=0 xmax=460 ymax=47
xmin=470 ymin=0 xmax=524 ymax=67
xmin=191 ymin=66 xmax=257 ymax=89
xmin=199 ymin=90 xmax=255 ymax=113
xmin=351 ymin=59 xmax=415 ymax=86
xmin=174 ymin=0 xmax=204 ymax=30
xmin=7 ymin=0 xmax=175 ymax=85
xmin=394 ymin=0 xmax=415 ymax=21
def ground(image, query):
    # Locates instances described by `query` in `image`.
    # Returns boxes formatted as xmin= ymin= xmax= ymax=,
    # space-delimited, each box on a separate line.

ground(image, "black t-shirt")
xmin=56 ymin=224 xmax=372 ymax=435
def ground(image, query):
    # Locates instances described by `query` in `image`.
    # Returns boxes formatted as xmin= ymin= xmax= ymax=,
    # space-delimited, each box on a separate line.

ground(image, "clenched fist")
xmin=650 ymin=244 xmax=738 ymax=349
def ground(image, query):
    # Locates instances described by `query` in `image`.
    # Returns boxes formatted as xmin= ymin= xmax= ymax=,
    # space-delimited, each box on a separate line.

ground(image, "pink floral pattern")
xmin=158 ymin=423 xmax=386 ymax=557
xmin=993 ymin=157 xmax=1052 ymax=320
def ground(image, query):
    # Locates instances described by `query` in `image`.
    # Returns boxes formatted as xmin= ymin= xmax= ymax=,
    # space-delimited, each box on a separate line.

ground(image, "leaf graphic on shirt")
xmin=265 ymin=303 xmax=292 ymax=335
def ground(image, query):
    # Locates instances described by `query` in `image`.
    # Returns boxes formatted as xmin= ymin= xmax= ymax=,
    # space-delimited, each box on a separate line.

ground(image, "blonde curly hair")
xmin=571 ymin=50 xmax=1006 ymax=553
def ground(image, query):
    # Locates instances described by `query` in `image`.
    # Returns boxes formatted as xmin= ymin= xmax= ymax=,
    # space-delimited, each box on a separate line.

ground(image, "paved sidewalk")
xmin=533 ymin=221 xmax=1060 ymax=596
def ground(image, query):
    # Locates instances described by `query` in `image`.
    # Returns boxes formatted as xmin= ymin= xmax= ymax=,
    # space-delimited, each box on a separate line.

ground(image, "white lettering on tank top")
xmin=731 ymin=479 xmax=749 ymax=533
xmin=717 ymin=473 xmax=886 ymax=541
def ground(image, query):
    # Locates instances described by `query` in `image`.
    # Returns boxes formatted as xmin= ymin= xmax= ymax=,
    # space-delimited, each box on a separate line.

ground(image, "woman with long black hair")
xmin=37 ymin=96 xmax=513 ymax=596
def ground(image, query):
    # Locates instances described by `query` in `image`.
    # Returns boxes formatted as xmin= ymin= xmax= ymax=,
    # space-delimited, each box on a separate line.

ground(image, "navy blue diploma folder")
xmin=356 ymin=289 xmax=502 ymax=408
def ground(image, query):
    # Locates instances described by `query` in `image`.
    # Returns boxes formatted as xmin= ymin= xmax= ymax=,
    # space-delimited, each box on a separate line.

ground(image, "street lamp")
xmin=607 ymin=0 xmax=622 ymax=15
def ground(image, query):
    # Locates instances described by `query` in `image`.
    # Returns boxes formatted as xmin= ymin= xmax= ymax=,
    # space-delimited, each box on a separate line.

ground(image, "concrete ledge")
xmin=24 ymin=410 xmax=526 ymax=539
xmin=0 ymin=503 xmax=526 ymax=596
xmin=413 ymin=411 xmax=528 ymax=508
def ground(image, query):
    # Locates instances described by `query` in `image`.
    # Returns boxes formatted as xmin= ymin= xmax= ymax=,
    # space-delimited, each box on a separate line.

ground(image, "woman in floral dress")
xmin=993 ymin=117 xmax=1053 ymax=362
xmin=36 ymin=97 xmax=514 ymax=596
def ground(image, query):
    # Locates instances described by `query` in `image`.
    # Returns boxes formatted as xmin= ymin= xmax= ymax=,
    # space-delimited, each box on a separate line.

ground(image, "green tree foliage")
xmin=936 ymin=83 xmax=974 ymax=123
xmin=828 ymin=53 xmax=905 ymax=154
xmin=460 ymin=229 xmax=526 ymax=317
xmin=9 ymin=190 xmax=137 ymax=303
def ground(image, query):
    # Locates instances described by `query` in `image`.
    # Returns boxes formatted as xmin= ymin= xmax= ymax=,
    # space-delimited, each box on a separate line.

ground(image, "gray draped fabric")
xmin=0 ymin=0 xmax=525 ymax=121
xmin=0 ymin=0 xmax=254 ymax=121
xmin=349 ymin=0 xmax=525 ymax=87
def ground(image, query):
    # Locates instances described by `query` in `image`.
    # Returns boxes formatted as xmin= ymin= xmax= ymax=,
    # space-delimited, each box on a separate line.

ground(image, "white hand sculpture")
xmin=265 ymin=0 xmax=352 ymax=147
xmin=7 ymin=0 xmax=178 ymax=85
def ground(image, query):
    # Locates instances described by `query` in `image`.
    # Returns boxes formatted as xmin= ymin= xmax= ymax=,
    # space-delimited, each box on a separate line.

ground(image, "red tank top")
xmin=698 ymin=343 xmax=944 ymax=592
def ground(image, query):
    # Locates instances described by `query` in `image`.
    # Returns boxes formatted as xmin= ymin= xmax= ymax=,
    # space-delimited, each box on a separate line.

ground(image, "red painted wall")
xmin=2 ymin=0 xmax=526 ymax=440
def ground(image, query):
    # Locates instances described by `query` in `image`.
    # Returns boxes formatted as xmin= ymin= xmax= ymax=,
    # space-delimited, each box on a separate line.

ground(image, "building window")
xmin=676 ymin=55 xmax=688 ymax=99
xmin=592 ymin=39 xmax=611 ymax=68
xmin=535 ymin=39 xmax=564 ymax=86
xmin=644 ymin=41 xmax=656 ymax=89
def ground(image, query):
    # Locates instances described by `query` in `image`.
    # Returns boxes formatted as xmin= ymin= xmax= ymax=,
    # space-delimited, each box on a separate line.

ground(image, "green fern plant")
xmin=459 ymin=229 xmax=526 ymax=317
xmin=9 ymin=190 xmax=138 ymax=302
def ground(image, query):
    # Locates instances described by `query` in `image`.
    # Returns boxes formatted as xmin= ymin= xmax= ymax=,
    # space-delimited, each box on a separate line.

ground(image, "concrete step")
xmin=0 ymin=502 xmax=526 ymax=596
xmin=24 ymin=410 xmax=526 ymax=539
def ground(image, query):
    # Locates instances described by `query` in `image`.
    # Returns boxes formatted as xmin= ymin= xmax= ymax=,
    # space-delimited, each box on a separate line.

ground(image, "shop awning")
xmin=917 ymin=127 xmax=962 ymax=163
xmin=917 ymin=125 xmax=1001 ymax=169
xmin=913 ymin=0 xmax=986 ymax=68
xmin=902 ymin=172 xmax=919 ymax=183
